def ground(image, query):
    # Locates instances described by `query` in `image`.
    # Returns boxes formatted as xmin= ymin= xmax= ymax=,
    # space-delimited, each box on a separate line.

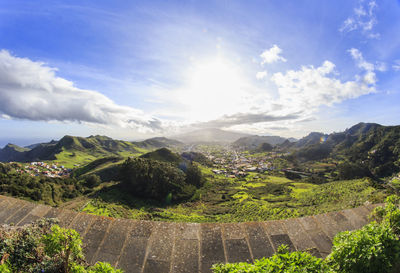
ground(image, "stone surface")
xmin=298 ymin=216 xmax=332 ymax=257
xmin=117 ymin=221 xmax=154 ymax=273
xmin=94 ymin=218 xmax=131 ymax=266
xmin=143 ymin=222 xmax=176 ymax=273
xmin=0 ymin=199 xmax=25 ymax=223
xmin=171 ymin=223 xmax=200 ymax=273
xmin=283 ymin=218 xmax=317 ymax=251
xmin=18 ymin=204 xmax=52 ymax=226
xmin=222 ymin=224 xmax=252 ymax=263
xmin=0 ymin=195 xmax=376 ymax=273
xmin=200 ymin=224 xmax=226 ymax=273
xmin=244 ymin=222 xmax=274 ymax=260
xmin=83 ymin=216 xmax=112 ymax=264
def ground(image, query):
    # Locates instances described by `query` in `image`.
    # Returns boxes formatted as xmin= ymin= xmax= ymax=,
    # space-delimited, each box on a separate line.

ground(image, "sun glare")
xmin=177 ymin=58 xmax=249 ymax=122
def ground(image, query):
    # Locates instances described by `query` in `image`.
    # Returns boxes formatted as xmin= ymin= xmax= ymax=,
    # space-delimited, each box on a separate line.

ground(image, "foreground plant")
xmin=0 ymin=219 xmax=122 ymax=273
xmin=212 ymin=245 xmax=329 ymax=273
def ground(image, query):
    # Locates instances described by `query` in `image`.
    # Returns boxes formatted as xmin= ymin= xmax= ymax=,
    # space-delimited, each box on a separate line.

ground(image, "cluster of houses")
xmin=208 ymin=151 xmax=278 ymax=178
xmin=13 ymin=162 xmax=72 ymax=178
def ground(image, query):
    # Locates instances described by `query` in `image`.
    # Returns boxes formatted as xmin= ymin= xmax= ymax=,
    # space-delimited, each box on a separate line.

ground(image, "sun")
xmin=177 ymin=58 xmax=249 ymax=122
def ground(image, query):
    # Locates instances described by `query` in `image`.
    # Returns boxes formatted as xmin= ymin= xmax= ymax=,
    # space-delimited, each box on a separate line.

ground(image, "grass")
xmin=48 ymin=146 xmax=147 ymax=169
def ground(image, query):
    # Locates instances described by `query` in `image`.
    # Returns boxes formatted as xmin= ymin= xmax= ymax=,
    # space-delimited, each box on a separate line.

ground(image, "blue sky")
xmin=0 ymin=0 xmax=399 ymax=146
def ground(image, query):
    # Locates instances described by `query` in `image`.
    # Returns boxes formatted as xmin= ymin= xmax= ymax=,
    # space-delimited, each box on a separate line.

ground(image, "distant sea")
xmin=0 ymin=138 xmax=51 ymax=148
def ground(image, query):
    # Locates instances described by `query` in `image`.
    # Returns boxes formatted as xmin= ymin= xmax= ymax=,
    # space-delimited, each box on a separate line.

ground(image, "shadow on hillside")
xmin=92 ymin=183 xmax=170 ymax=210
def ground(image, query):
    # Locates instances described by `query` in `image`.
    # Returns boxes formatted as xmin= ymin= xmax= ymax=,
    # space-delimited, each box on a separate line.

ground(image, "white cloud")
xmin=340 ymin=0 xmax=379 ymax=39
xmin=260 ymin=45 xmax=287 ymax=65
xmin=393 ymin=60 xmax=400 ymax=71
xmin=348 ymin=48 xmax=378 ymax=85
xmin=348 ymin=48 xmax=374 ymax=71
xmin=375 ymin=62 xmax=387 ymax=72
xmin=256 ymin=71 xmax=268 ymax=79
xmin=270 ymin=60 xmax=376 ymax=115
xmin=0 ymin=50 xmax=160 ymax=132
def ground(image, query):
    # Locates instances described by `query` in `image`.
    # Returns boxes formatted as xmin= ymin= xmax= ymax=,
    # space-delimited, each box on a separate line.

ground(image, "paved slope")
xmin=0 ymin=195 xmax=379 ymax=273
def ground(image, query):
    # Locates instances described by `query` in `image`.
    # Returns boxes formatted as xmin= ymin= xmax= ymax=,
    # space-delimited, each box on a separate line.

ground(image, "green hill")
xmin=181 ymin=151 xmax=213 ymax=166
xmin=292 ymin=123 xmax=400 ymax=177
xmin=132 ymin=137 xmax=183 ymax=149
xmin=140 ymin=147 xmax=183 ymax=164
xmin=0 ymin=135 xmax=141 ymax=167
xmin=232 ymin=135 xmax=288 ymax=150
xmin=0 ymin=144 xmax=30 ymax=161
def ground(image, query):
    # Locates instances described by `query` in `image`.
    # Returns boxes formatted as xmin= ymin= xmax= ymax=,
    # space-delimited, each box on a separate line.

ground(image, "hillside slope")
xmin=232 ymin=135 xmax=288 ymax=150
xmin=0 ymin=135 xmax=140 ymax=165
xmin=174 ymin=128 xmax=250 ymax=143
xmin=293 ymin=122 xmax=400 ymax=177
xmin=132 ymin=137 xmax=183 ymax=149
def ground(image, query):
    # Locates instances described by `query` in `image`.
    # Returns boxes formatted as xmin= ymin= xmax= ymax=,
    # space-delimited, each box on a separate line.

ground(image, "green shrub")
xmin=212 ymin=245 xmax=328 ymax=273
xmin=42 ymin=225 xmax=84 ymax=273
xmin=327 ymin=223 xmax=400 ymax=273
xmin=0 ymin=218 xmax=57 ymax=272
xmin=0 ymin=263 xmax=11 ymax=273
xmin=84 ymin=174 xmax=102 ymax=188
xmin=0 ymin=219 xmax=122 ymax=273
xmin=371 ymin=195 xmax=400 ymax=234
xmin=89 ymin=262 xmax=124 ymax=273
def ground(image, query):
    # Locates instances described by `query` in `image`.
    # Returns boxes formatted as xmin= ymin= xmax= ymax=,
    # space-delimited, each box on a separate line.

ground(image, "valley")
xmin=0 ymin=122 xmax=398 ymax=223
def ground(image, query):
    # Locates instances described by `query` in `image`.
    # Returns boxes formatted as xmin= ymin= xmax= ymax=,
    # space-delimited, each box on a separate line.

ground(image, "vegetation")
xmin=71 ymin=173 xmax=386 ymax=223
xmin=0 ymin=163 xmax=87 ymax=206
xmin=291 ymin=123 xmax=400 ymax=178
xmin=212 ymin=245 xmax=328 ymax=273
xmin=0 ymin=135 xmax=143 ymax=168
xmin=0 ymin=219 xmax=122 ymax=273
xmin=212 ymin=195 xmax=400 ymax=273
xmin=120 ymin=156 xmax=204 ymax=202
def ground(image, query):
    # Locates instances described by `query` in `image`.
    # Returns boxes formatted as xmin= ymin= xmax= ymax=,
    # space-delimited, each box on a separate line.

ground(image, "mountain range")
xmin=173 ymin=128 xmax=250 ymax=143
xmin=1 ymin=123 xmax=399 ymax=178
xmin=232 ymin=135 xmax=290 ymax=151
xmin=291 ymin=122 xmax=400 ymax=177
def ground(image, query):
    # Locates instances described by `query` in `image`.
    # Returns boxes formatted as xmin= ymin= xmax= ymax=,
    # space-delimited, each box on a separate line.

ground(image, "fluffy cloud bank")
xmin=270 ymin=60 xmax=376 ymax=114
xmin=0 ymin=50 xmax=160 ymax=132
xmin=192 ymin=112 xmax=300 ymax=128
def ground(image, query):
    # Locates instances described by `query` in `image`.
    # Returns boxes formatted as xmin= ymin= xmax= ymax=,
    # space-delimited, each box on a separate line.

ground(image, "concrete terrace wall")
xmin=0 ymin=195 xmax=379 ymax=273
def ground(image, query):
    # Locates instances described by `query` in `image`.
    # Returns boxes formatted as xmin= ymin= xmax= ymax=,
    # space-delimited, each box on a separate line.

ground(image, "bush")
xmin=212 ymin=245 xmax=328 ymax=273
xmin=370 ymin=195 xmax=400 ymax=235
xmin=0 ymin=218 xmax=57 ymax=272
xmin=0 ymin=219 xmax=122 ymax=273
xmin=84 ymin=174 xmax=102 ymax=188
xmin=88 ymin=262 xmax=124 ymax=273
xmin=327 ymin=223 xmax=400 ymax=273
xmin=0 ymin=264 xmax=11 ymax=273
xmin=42 ymin=225 xmax=84 ymax=273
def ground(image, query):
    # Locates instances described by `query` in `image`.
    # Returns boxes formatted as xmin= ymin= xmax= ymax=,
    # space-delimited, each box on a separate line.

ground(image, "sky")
xmin=0 ymin=0 xmax=399 ymax=146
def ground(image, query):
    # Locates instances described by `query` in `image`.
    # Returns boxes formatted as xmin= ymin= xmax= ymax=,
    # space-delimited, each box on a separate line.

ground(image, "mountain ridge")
xmin=173 ymin=128 xmax=250 ymax=143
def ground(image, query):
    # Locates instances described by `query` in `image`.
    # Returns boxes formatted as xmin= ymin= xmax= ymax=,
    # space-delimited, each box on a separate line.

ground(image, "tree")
xmin=337 ymin=162 xmax=372 ymax=180
xmin=120 ymin=158 xmax=189 ymax=202
xmin=84 ymin=174 xmax=102 ymax=188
